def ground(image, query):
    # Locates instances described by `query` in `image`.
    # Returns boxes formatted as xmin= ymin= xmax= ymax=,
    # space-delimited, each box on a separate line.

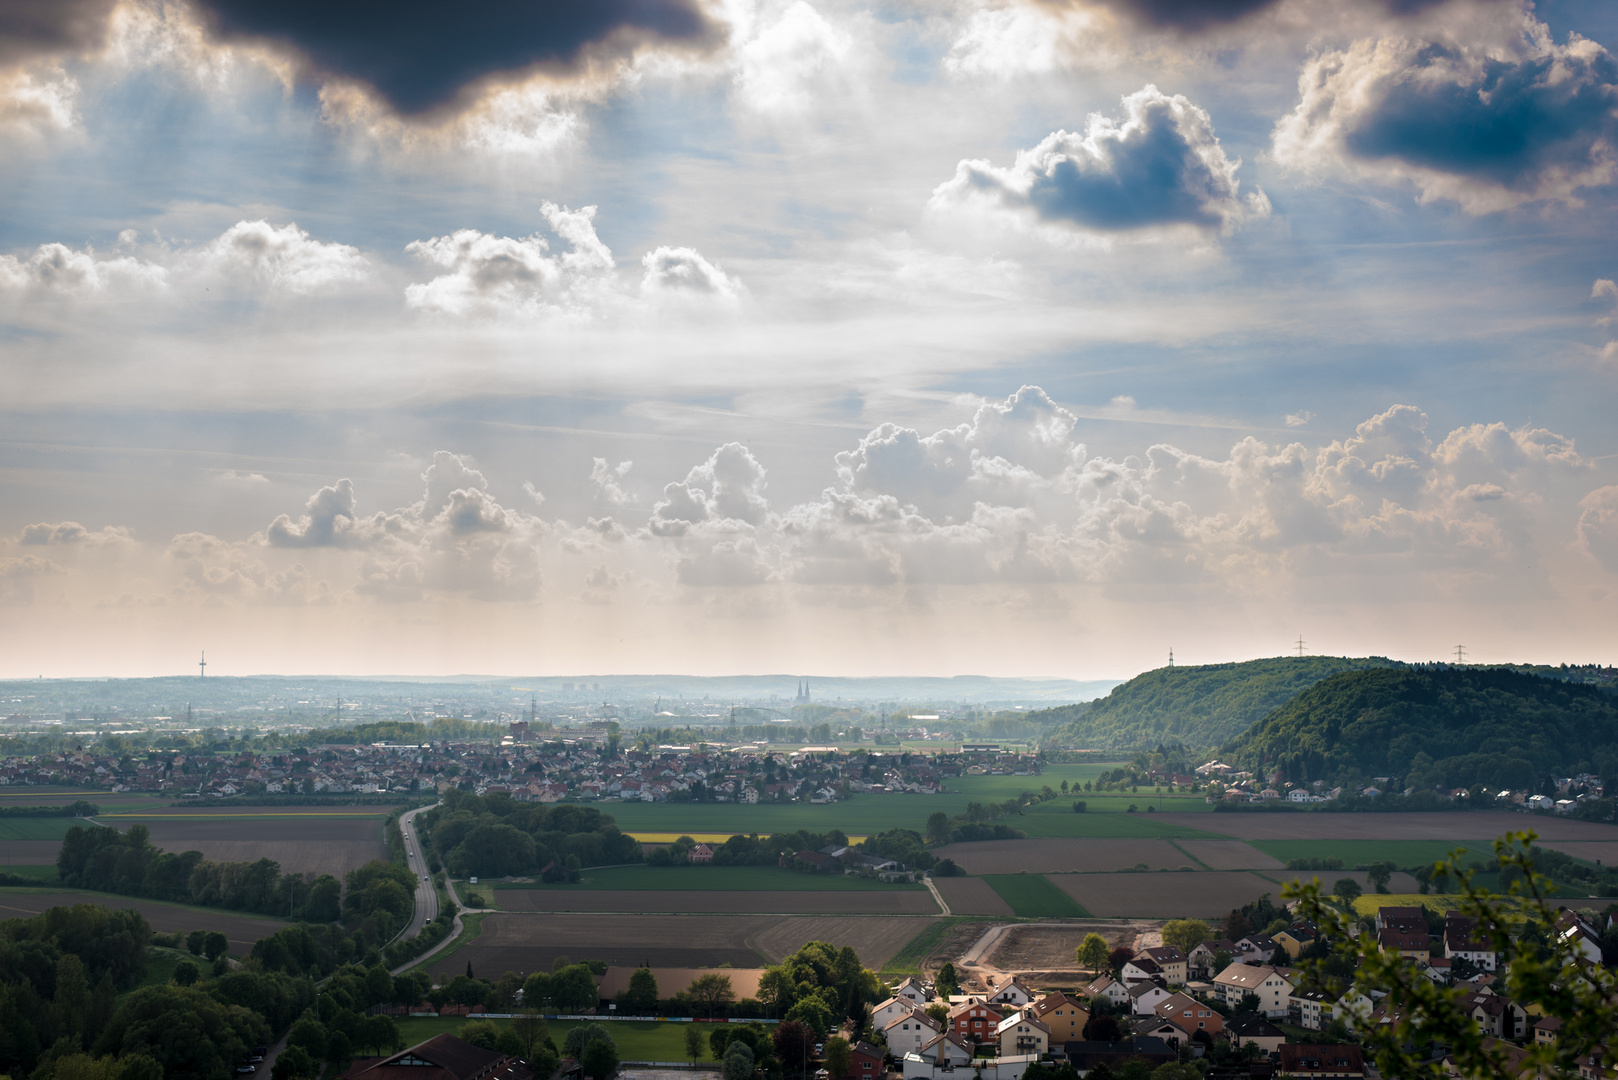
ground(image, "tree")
xmin=186 ymin=930 xmax=207 ymax=956
xmin=1160 ymin=919 xmax=1209 ymax=958
xmin=925 ymin=812 xmax=951 ymax=845
xmin=1076 ymin=933 xmax=1109 ymax=972
xmin=620 ymin=968 xmax=658 ymax=1015
xmin=1082 ymin=1014 xmax=1122 ymax=1042
xmin=513 ymin=1011 xmax=550 ymax=1062
xmin=689 ymin=973 xmax=736 ymax=1018
xmin=1366 ymin=861 xmax=1394 ymax=894
xmin=1290 ymin=831 xmax=1618 ymax=1079
xmin=172 ymin=959 xmax=199 ymax=986
xmin=580 ymin=1038 xmax=619 ymax=1080
xmin=685 ymin=1024 xmax=707 ymax=1063
xmin=202 ymin=931 xmax=229 ymax=962
xmin=271 ymin=1046 xmax=317 ymax=1080
xmin=549 ymin=964 xmax=599 ymax=1013
xmin=934 ymin=961 xmax=960 ymax=998
xmin=925 ymin=1002 xmax=949 ymax=1027
xmin=722 ymin=1042 xmax=755 ymax=1080
xmin=772 ymin=1021 xmax=811 ymax=1073
xmin=1332 ymin=878 xmax=1362 ymax=906
xmin=822 ymin=1037 xmax=852 ymax=1080
xmin=358 ymin=1015 xmax=401 ymax=1056
xmin=1107 ymin=946 xmax=1134 ymax=974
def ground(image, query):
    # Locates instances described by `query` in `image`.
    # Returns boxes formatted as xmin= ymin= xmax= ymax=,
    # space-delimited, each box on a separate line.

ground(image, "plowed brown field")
xmin=0 ymin=840 xmax=61 ymax=864
xmin=432 ymin=913 xmax=937 ymax=978
xmin=934 ymin=838 xmax=1189 ymax=874
xmin=1540 ymin=842 xmax=1618 ymax=864
xmin=0 ymin=890 xmax=286 ymax=952
xmin=1149 ymin=811 xmax=1618 ymax=841
xmin=933 ymin=877 xmax=1013 ymax=916
xmin=105 ymin=813 xmax=389 ymax=878
xmin=495 ymin=889 xmax=939 ymax=914
xmin=1175 ymin=840 xmax=1285 ymax=870
xmin=1046 ymin=871 xmax=1275 ymax=917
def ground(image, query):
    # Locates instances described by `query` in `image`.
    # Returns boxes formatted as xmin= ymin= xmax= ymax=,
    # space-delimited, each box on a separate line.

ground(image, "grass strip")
xmin=880 ymin=917 xmax=960 ymax=975
xmin=1166 ymin=840 xmax=1210 ymax=870
xmin=982 ymin=874 xmax=1090 ymax=918
xmin=404 ymin=911 xmax=485 ymax=974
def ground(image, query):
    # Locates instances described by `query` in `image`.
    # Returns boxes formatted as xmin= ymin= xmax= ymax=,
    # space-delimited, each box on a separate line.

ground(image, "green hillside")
xmin=1224 ymin=667 xmax=1618 ymax=791
xmin=1037 ymin=655 xmax=1403 ymax=751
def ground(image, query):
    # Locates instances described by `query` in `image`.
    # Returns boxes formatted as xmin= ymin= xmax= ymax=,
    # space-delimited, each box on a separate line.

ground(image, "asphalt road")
xmin=397 ymin=804 xmax=438 ymax=941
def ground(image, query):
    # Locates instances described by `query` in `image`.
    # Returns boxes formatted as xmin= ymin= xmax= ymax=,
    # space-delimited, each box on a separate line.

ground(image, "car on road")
xmin=235 ymin=1065 xmax=256 ymax=1074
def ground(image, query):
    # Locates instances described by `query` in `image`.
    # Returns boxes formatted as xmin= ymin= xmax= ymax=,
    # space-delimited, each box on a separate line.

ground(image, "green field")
xmin=982 ymin=874 xmax=1090 ymax=918
xmin=0 ymin=817 xmax=94 ymax=840
xmin=498 ymin=865 xmax=923 ymax=891
xmin=391 ymin=1016 xmax=735 ymax=1061
xmin=0 ymin=864 xmax=62 ymax=881
xmin=1249 ymin=840 xmax=1495 ymax=868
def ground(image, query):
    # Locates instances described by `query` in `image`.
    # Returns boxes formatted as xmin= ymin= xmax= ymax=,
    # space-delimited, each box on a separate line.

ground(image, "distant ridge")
xmin=1034 ymin=655 xmax=1405 ymax=751
xmin=1223 ymin=666 xmax=1618 ymax=791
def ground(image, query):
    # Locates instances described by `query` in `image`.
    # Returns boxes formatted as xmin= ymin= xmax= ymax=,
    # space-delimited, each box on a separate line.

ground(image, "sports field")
xmin=505 ymin=865 xmax=924 ymax=891
xmin=981 ymin=874 xmax=1090 ymax=918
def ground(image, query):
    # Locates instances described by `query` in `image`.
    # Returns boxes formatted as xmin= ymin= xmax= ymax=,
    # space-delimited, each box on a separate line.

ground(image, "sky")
xmin=1 ymin=0 xmax=1616 ymax=680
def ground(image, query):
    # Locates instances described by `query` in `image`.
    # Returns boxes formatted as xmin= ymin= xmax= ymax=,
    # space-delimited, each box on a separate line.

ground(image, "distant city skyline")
xmin=1 ymin=0 xmax=1616 ymax=677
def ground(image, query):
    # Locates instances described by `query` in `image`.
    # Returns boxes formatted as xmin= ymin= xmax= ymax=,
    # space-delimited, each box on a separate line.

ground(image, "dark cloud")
xmin=1066 ymin=0 xmax=1453 ymax=32
xmin=1344 ymin=46 xmax=1618 ymax=188
xmin=0 ymin=0 xmax=117 ymax=66
xmin=192 ymin=0 xmax=717 ymax=115
xmin=935 ymin=85 xmax=1265 ymax=234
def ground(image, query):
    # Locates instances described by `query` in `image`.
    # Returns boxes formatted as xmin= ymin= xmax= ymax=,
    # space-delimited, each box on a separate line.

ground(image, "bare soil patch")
xmin=1539 ymin=841 xmax=1618 ymax=865
xmin=119 ymin=815 xmax=388 ymax=878
xmin=1176 ymin=840 xmax=1284 ymax=870
xmin=1046 ymin=871 xmax=1276 ymax=918
xmin=934 ymin=878 xmax=1013 ymax=916
xmin=0 ymin=840 xmax=62 ymax=864
xmin=436 ymin=912 xmax=936 ymax=978
xmin=0 ymin=890 xmax=285 ymax=952
xmin=1149 ymin=811 xmax=1618 ymax=841
xmin=935 ymin=838 xmax=1189 ymax=874
xmin=986 ymin=920 xmax=1164 ymax=975
xmin=495 ymin=889 xmax=938 ymax=915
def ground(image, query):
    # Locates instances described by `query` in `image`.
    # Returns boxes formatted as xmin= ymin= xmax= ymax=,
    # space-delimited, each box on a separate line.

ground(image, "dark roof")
xmin=340 ymin=1035 xmax=532 ymax=1080
xmin=1227 ymin=1016 xmax=1286 ymax=1038
xmin=1277 ymin=1044 xmax=1365 ymax=1073
xmin=1061 ymin=1037 xmax=1176 ymax=1067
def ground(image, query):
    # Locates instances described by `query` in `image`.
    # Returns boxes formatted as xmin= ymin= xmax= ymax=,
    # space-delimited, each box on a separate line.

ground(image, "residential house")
xmin=1235 ymin=935 xmax=1279 ymax=963
xmin=1120 ymin=957 xmax=1164 ymax=985
xmin=874 ymin=996 xmax=926 ymax=1030
xmin=1273 ymin=926 xmax=1317 ymax=961
xmin=1152 ymin=992 xmax=1222 ymax=1038
xmin=1440 ymin=1037 xmax=1531 ymax=1079
xmin=1133 ymin=1016 xmax=1193 ymax=1048
xmin=948 ymin=1000 xmax=1003 ymax=1045
xmin=1227 ymin=1015 xmax=1287 ymax=1056
xmin=688 ymin=843 xmax=714 ymax=864
xmin=1277 ymin=1044 xmax=1366 ymax=1078
xmin=1377 ymin=928 xmax=1430 ymax=961
xmin=883 ymin=1012 xmax=943 ymax=1055
xmin=1138 ymin=946 xmax=1188 ymax=984
xmin=1443 ymin=915 xmax=1496 ymax=971
xmin=1188 ymin=940 xmax=1235 ymax=979
xmin=1062 ymin=1038 xmax=1176 ymax=1075
xmin=892 ymin=977 xmax=933 ymax=1005
xmin=986 ymin=975 xmax=1037 ymax=1008
xmin=1086 ymin=975 xmax=1131 ymax=1008
xmin=1534 ymin=1016 xmax=1563 ymax=1046
xmin=840 ymin=1042 xmax=884 ymax=1080
xmin=1213 ymin=963 xmax=1293 ymax=1017
xmin=1028 ymin=991 xmax=1090 ymax=1044
xmin=1376 ymin=906 xmax=1426 ymax=934
xmin=996 ymin=1011 xmax=1050 ymax=1057
xmin=1557 ymin=909 xmax=1604 ymax=964
xmin=913 ymin=1033 xmax=973 ymax=1068
xmin=1464 ymin=992 xmax=1530 ymax=1041
xmin=1127 ymin=982 xmax=1173 ymax=1017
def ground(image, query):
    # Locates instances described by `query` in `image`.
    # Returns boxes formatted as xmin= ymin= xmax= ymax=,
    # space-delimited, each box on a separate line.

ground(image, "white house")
xmin=1212 ymin=963 xmax=1293 ymax=1018
xmin=883 ymin=1012 xmax=943 ymax=1055
xmin=1128 ymin=982 xmax=1173 ymax=1017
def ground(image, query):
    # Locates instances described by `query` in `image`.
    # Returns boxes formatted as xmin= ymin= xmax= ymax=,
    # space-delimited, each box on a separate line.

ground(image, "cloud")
xmin=18 ymin=521 xmax=129 ymax=545
xmin=733 ymin=1 xmax=852 ymax=115
xmin=404 ymin=203 xmax=615 ymax=315
xmin=932 ymin=85 xmax=1267 ymax=236
xmin=195 ymin=220 xmax=369 ymax=293
xmin=0 ymin=0 xmax=117 ymax=67
xmin=0 ymin=554 xmax=63 ymax=604
xmin=187 ymin=0 xmax=719 ymax=117
xmin=265 ymin=479 xmax=371 ymax=548
xmin=1578 ymin=486 xmax=1618 ymax=573
xmin=1272 ymin=20 xmax=1618 ymax=212
xmin=0 ymin=242 xmax=166 ymax=294
xmin=640 ymin=246 xmax=742 ymax=301
xmin=0 ymin=65 xmax=77 ymax=136
xmin=591 ymin=458 xmax=634 ymax=504
xmin=650 ymin=442 xmax=770 ymax=535
xmin=1285 ymin=411 xmax=1314 ymax=427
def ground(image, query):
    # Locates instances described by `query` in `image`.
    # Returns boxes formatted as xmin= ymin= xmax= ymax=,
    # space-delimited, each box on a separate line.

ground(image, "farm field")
xmin=1260 ymin=869 xmax=1422 ymax=894
xmin=934 ymin=838 xmax=1192 ymax=874
xmin=0 ymin=788 xmax=164 ymax=809
xmin=495 ymin=889 xmax=941 ymax=915
xmin=1349 ymin=894 xmax=1471 ymax=917
xmin=981 ymin=875 xmax=1090 ymax=918
xmin=1045 ymin=870 xmax=1278 ymax=918
xmin=0 ymin=888 xmax=287 ymax=953
xmin=391 ymin=1016 xmax=735 ymax=1063
xmin=1147 ymin=811 xmax=1618 ymax=841
xmin=97 ymin=809 xmax=390 ymax=877
xmin=987 ymin=920 xmax=1165 ymax=973
xmin=0 ymin=817 xmax=96 ymax=841
xmin=1173 ymin=840 xmax=1284 ymax=870
xmin=1537 ymin=841 xmax=1618 ymax=865
xmin=430 ymin=912 xmax=937 ymax=978
xmin=0 ymin=864 xmax=61 ymax=881
xmin=932 ymin=877 xmax=1013 ymax=916
xmin=0 ymin=840 xmax=66 ymax=864
xmin=1008 ymin=813 xmax=1229 ymax=840
xmin=507 ymin=866 xmax=923 ymax=891
xmin=1249 ymin=839 xmax=1494 ymax=868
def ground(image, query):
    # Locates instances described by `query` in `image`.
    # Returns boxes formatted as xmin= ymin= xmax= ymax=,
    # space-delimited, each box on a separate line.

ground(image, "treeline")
xmin=421 ymin=789 xmax=642 ymax=878
xmin=55 ymin=824 xmax=420 ymax=943
xmin=1037 ymin=655 xmax=1404 ymax=751
xmin=0 ymin=901 xmax=318 ymax=1080
xmin=683 ymin=830 xmax=851 ymax=867
xmin=0 ymin=801 xmax=99 ymax=817
xmin=1225 ymin=667 xmax=1618 ymax=792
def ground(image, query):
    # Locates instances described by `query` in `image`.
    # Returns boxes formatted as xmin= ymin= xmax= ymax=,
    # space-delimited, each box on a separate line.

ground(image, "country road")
xmin=397 ymin=804 xmax=438 ymax=941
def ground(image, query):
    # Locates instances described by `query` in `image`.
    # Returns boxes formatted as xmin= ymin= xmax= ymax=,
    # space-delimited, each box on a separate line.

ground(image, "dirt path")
xmin=923 ymin=875 xmax=950 ymax=916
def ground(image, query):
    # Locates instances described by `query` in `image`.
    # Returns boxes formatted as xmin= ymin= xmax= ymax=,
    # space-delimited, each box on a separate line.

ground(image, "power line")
xmin=1454 ymin=644 xmax=1467 ymax=664
xmin=1296 ymin=635 xmax=1306 ymax=657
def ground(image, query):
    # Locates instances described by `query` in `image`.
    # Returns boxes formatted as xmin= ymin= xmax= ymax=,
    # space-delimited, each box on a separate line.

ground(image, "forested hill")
xmin=1037 ymin=655 xmax=1404 ymax=751
xmin=1224 ymin=667 xmax=1618 ymax=791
